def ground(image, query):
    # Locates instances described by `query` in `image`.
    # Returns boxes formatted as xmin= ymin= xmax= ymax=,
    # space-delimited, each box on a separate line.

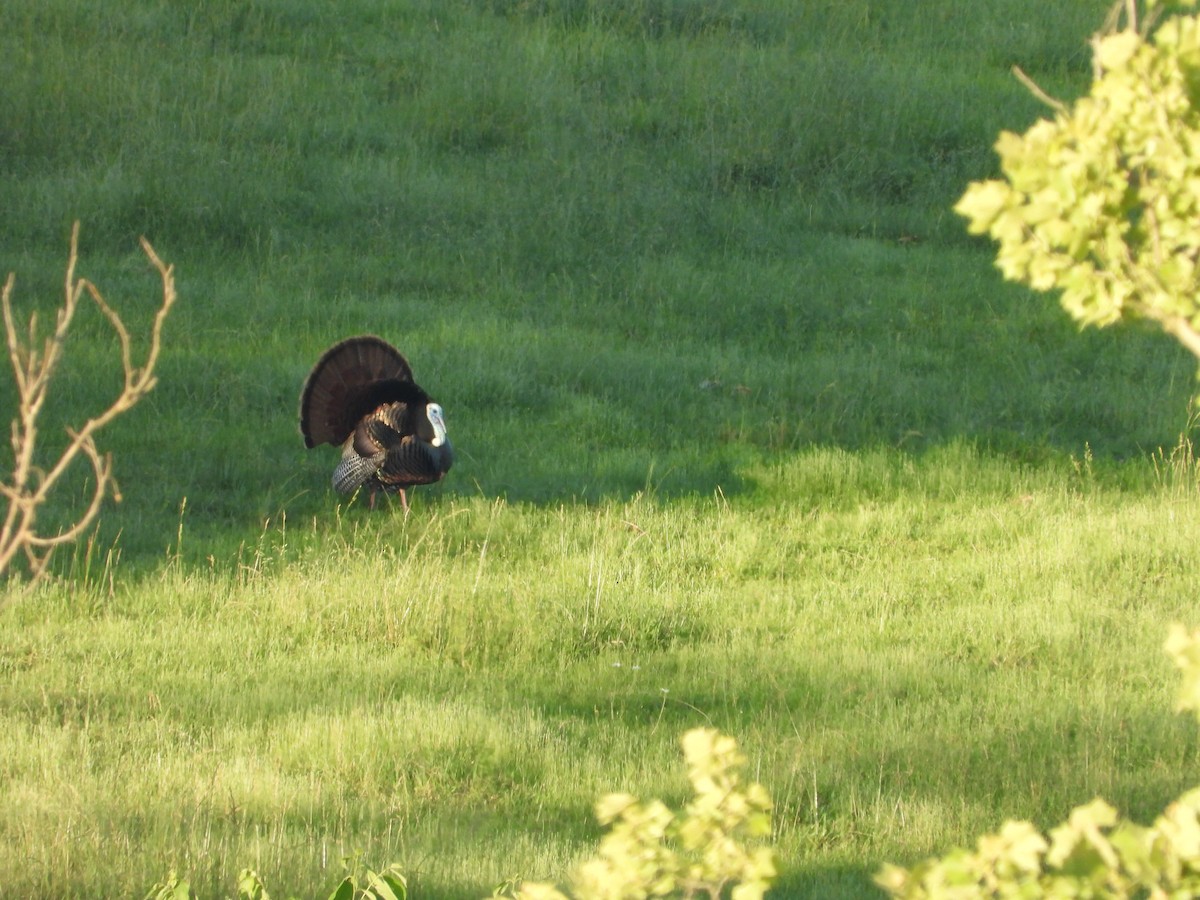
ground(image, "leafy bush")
xmin=144 ymin=857 xmax=407 ymax=900
xmin=504 ymin=727 xmax=776 ymax=900
xmin=877 ymin=624 xmax=1200 ymax=898
xmin=955 ymin=0 xmax=1200 ymax=366
xmin=883 ymin=3 xmax=1200 ymax=892
xmin=326 ymin=854 xmax=408 ymax=900
xmin=144 ymin=867 xmax=273 ymax=900
xmin=143 ymin=730 xmax=772 ymax=900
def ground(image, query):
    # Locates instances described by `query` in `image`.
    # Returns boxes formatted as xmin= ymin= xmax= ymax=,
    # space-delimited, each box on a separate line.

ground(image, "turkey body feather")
xmin=300 ymin=336 xmax=453 ymax=509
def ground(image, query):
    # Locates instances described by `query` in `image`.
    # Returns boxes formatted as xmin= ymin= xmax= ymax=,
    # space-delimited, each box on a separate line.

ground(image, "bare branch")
xmin=2 ymin=273 xmax=28 ymax=398
xmin=1012 ymin=66 xmax=1068 ymax=115
xmin=0 ymin=222 xmax=176 ymax=591
xmin=23 ymin=433 xmax=112 ymax=549
xmin=1161 ymin=317 xmax=1200 ymax=362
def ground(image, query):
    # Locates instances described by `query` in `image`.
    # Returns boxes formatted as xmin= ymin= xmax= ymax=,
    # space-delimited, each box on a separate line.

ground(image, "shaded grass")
xmin=13 ymin=230 xmax=1192 ymax=563
xmin=1 ymin=0 xmax=1100 ymax=257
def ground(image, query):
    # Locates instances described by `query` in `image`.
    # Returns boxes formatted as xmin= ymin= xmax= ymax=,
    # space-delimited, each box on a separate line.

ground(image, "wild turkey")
xmin=299 ymin=336 xmax=453 ymax=511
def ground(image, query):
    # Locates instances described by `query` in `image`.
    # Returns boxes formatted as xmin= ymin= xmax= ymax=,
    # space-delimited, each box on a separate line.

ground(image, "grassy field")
xmin=4 ymin=0 xmax=1200 ymax=897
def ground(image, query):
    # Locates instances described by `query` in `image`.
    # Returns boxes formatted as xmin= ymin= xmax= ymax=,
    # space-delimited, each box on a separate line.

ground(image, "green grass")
xmin=6 ymin=461 xmax=1200 ymax=896
xmin=4 ymin=0 xmax=1200 ymax=897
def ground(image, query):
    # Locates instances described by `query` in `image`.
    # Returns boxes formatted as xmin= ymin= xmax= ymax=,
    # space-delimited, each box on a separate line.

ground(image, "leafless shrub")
xmin=0 ymin=222 xmax=176 ymax=587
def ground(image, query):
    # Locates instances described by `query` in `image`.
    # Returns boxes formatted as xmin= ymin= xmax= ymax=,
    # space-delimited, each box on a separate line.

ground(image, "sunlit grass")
xmin=5 ymin=451 xmax=1200 ymax=895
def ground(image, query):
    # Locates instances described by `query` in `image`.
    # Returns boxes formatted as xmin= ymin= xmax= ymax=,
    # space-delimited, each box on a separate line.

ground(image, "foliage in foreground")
xmin=505 ymin=727 xmax=775 ymax=900
xmin=955 ymin=0 xmax=1200 ymax=366
xmin=138 ymin=624 xmax=1200 ymax=899
xmin=142 ymin=729 xmax=773 ymax=900
xmin=146 ymin=856 xmax=408 ymax=900
xmin=892 ymin=4 xmax=1200 ymax=889
xmin=144 ymin=867 xmax=279 ymax=900
xmin=876 ymin=624 xmax=1200 ymax=898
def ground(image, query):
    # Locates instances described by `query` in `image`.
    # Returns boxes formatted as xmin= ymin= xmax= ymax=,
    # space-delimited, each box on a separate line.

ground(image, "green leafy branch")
xmin=327 ymin=853 xmax=407 ymax=900
xmin=955 ymin=0 xmax=1200 ymax=365
xmin=144 ymin=867 xmax=276 ymax=900
xmin=143 ymin=731 xmax=773 ymax=900
xmin=143 ymin=856 xmax=407 ymax=900
xmin=877 ymin=624 xmax=1200 ymax=899
xmin=505 ymin=727 xmax=776 ymax=900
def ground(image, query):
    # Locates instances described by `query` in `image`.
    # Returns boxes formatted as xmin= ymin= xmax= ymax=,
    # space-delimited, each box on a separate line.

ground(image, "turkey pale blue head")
xmin=426 ymin=403 xmax=449 ymax=448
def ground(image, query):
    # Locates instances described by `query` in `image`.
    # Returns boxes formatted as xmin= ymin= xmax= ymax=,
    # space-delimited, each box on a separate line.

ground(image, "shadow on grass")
xmin=398 ymin=864 xmax=884 ymax=900
xmin=26 ymin=221 xmax=1198 ymax=579
xmin=770 ymin=864 xmax=887 ymax=900
xmin=77 ymin=347 xmax=1196 ymax=578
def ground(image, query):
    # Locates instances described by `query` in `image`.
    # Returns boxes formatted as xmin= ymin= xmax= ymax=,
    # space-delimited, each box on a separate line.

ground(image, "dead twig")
xmin=0 ymin=222 xmax=176 ymax=587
